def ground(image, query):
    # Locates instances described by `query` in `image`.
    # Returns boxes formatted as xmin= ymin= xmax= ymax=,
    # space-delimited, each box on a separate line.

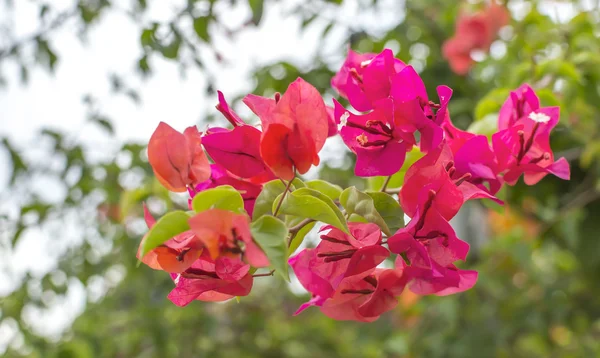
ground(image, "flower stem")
xmin=380 ymin=175 xmax=393 ymax=192
xmin=253 ymin=269 xmax=275 ymax=278
xmin=273 ymin=177 xmax=294 ymax=217
xmin=287 ymin=218 xmax=315 ymax=248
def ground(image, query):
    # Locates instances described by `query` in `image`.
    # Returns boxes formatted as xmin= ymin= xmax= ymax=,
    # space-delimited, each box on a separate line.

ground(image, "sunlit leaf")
xmin=191 ymin=186 xmax=244 ymax=213
xmin=140 ymin=211 xmax=191 ymax=257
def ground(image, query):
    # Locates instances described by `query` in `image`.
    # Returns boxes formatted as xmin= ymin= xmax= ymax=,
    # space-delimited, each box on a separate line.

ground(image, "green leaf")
xmin=193 ymin=17 xmax=210 ymax=42
xmin=339 ymin=187 xmax=392 ymax=236
xmin=274 ymin=188 xmax=348 ymax=233
xmin=191 ymin=186 xmax=244 ymax=213
xmin=474 ymin=88 xmax=511 ymax=121
xmin=250 ymin=216 xmax=290 ymax=281
xmin=286 ymin=216 xmax=317 ymax=256
xmin=536 ymin=59 xmax=583 ymax=84
xmin=366 ymin=192 xmax=404 ymax=233
xmin=252 ymin=179 xmax=304 ymax=220
xmin=248 ymin=0 xmax=264 ymax=25
xmin=90 ymin=116 xmax=114 ymax=135
xmin=467 ymin=114 xmax=498 ymax=139
xmin=140 ymin=211 xmax=191 ymax=257
xmin=305 ymin=180 xmax=343 ymax=201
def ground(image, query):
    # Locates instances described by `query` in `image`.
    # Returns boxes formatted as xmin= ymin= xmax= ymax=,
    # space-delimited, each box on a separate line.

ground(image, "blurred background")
xmin=1 ymin=0 xmax=600 ymax=357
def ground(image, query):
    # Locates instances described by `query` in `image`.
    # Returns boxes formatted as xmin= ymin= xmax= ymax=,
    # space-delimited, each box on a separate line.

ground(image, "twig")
xmin=252 ymin=269 xmax=275 ymax=278
xmin=289 ymin=218 xmax=315 ymax=234
xmin=380 ymin=175 xmax=393 ymax=192
xmin=273 ymin=178 xmax=294 ymax=216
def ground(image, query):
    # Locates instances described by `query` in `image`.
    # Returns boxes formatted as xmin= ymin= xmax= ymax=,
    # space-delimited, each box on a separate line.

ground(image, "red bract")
xmin=493 ymin=108 xmax=570 ymax=185
xmin=334 ymin=98 xmax=415 ymax=176
xmin=289 ymin=223 xmax=389 ymax=314
xmin=203 ymin=93 xmax=273 ymax=179
xmin=137 ymin=205 xmax=202 ymax=273
xmin=192 ymin=164 xmax=264 ymax=216
xmin=188 ymin=209 xmax=269 ymax=268
xmin=390 ymin=67 xmax=449 ymax=151
xmin=389 ymin=189 xmax=470 ymax=272
xmin=331 ymin=48 xmax=405 ymax=112
xmin=400 ymin=259 xmax=478 ymax=296
xmin=319 ymin=269 xmax=408 ymax=322
xmin=147 ymin=122 xmax=211 ymax=192
xmin=215 ymin=90 xmax=244 ymax=127
xmin=202 ymin=126 xmax=267 ymax=179
xmin=400 ymin=144 xmax=501 ymax=221
xmin=498 ymin=83 xmax=540 ymax=130
xmin=244 ymin=77 xmax=329 ymax=180
xmin=493 ymin=85 xmax=570 ymax=185
xmin=442 ymin=2 xmax=510 ymax=75
xmin=167 ymin=252 xmax=253 ymax=306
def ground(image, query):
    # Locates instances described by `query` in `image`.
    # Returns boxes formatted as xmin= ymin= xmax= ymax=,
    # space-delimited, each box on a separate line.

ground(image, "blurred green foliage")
xmin=1 ymin=0 xmax=600 ymax=357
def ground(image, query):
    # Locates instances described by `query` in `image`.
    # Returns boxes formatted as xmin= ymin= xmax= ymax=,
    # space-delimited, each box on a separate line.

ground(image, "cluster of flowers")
xmin=137 ymin=47 xmax=570 ymax=322
xmin=442 ymin=1 xmax=510 ymax=75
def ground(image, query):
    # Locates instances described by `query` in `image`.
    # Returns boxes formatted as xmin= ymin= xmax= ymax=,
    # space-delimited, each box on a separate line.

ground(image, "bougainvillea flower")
xmin=389 ymin=189 xmax=470 ymax=271
xmin=192 ymin=164 xmax=263 ymax=216
xmin=498 ymin=83 xmax=540 ymax=130
xmin=215 ymin=90 xmax=244 ymax=127
xmin=360 ymin=49 xmax=407 ymax=107
xmin=137 ymin=204 xmax=202 ymax=273
xmin=493 ymin=107 xmax=570 ymax=185
xmin=331 ymin=49 xmax=376 ymax=112
xmin=442 ymin=2 xmax=510 ymax=75
xmin=188 ymin=208 xmax=269 ymax=268
xmin=290 ymin=223 xmax=389 ymax=297
xmin=390 ymin=67 xmax=448 ymax=151
xmin=331 ymin=49 xmax=405 ymax=112
xmin=167 ymin=252 xmax=253 ymax=306
xmin=147 ymin=122 xmax=211 ymax=192
xmin=400 ymin=258 xmax=478 ymax=296
xmin=203 ymin=125 xmax=269 ymax=179
xmin=243 ymin=77 xmax=329 ymax=180
xmin=453 ymin=135 xmax=503 ymax=195
xmin=325 ymin=106 xmax=338 ymax=137
xmin=319 ymin=268 xmax=408 ymax=322
xmin=440 ymin=106 xmax=502 ymax=196
xmin=334 ymin=99 xmax=415 ymax=176
xmin=400 ymin=144 xmax=502 ymax=220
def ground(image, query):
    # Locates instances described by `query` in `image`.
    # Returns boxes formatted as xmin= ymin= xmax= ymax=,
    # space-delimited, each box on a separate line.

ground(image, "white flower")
xmin=528 ymin=112 xmax=550 ymax=124
xmin=338 ymin=111 xmax=350 ymax=131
